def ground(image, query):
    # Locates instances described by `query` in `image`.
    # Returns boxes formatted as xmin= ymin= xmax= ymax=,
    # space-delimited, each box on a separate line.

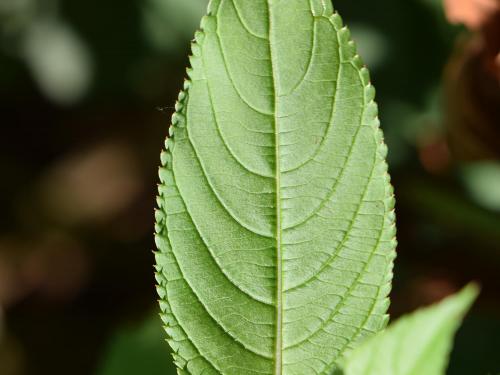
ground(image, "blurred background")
xmin=0 ymin=0 xmax=499 ymax=374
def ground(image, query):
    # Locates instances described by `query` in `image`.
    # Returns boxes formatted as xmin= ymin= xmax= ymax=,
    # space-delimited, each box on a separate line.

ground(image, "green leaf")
xmin=154 ymin=1 xmax=396 ymax=374
xmin=97 ymin=315 xmax=177 ymax=375
xmin=340 ymin=284 xmax=479 ymax=375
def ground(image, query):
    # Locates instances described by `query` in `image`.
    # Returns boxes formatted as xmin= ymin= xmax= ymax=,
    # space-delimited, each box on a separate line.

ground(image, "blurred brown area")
xmin=0 ymin=0 xmax=499 ymax=374
xmin=444 ymin=0 xmax=500 ymax=160
xmin=445 ymin=0 xmax=499 ymax=30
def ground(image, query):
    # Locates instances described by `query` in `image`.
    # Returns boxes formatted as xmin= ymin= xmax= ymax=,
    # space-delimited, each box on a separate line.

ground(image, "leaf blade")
xmin=155 ymin=1 xmax=396 ymax=374
xmin=340 ymin=284 xmax=479 ymax=375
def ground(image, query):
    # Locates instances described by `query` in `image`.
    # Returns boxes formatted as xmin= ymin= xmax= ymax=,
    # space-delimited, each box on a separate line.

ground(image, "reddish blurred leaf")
xmin=39 ymin=142 xmax=143 ymax=226
xmin=444 ymin=0 xmax=499 ymax=29
xmin=444 ymin=0 xmax=500 ymax=160
xmin=445 ymin=36 xmax=500 ymax=160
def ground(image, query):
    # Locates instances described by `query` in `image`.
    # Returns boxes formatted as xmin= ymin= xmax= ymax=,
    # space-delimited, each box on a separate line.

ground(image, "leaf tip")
xmin=455 ymin=282 xmax=480 ymax=311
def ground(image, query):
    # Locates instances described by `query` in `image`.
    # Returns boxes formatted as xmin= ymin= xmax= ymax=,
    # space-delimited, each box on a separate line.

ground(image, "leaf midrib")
xmin=266 ymin=1 xmax=283 ymax=374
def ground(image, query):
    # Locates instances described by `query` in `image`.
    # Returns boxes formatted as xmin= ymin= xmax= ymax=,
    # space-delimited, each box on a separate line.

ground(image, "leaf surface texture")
xmin=155 ymin=1 xmax=396 ymax=374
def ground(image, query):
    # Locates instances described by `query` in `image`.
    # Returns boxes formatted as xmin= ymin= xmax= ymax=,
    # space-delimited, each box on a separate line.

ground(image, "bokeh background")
xmin=1 ymin=0 xmax=499 ymax=374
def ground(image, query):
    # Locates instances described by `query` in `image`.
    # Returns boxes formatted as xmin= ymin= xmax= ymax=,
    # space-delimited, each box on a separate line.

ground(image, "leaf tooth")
xmin=159 ymin=301 xmax=170 ymax=316
xmin=164 ymin=325 xmax=176 ymax=339
xmin=385 ymin=207 xmax=396 ymax=225
xmin=386 ymin=182 xmax=394 ymax=197
xmin=161 ymin=313 xmax=177 ymax=328
xmin=171 ymin=112 xmax=185 ymax=126
xmin=200 ymin=14 xmax=216 ymax=32
xmin=373 ymin=127 xmax=384 ymax=144
xmin=365 ymin=84 xmax=376 ymax=103
xmin=154 ymin=223 xmax=162 ymax=234
xmin=363 ymin=101 xmax=379 ymax=129
xmin=390 ymin=222 xmax=398 ymax=241
xmin=155 ymin=253 xmax=170 ymax=271
xmin=159 ymin=179 xmax=172 ymax=195
xmin=154 ymin=264 xmax=162 ymax=275
xmin=191 ymin=43 xmax=202 ymax=57
xmin=154 ymin=208 xmax=164 ymax=224
xmin=206 ymin=0 xmax=219 ymax=14
xmin=165 ymin=138 xmax=175 ymax=151
xmin=194 ymin=30 xmax=205 ymax=44
xmin=157 ymin=285 xmax=167 ymax=299
xmin=155 ymin=195 xmax=164 ymax=209
xmin=154 ymin=274 xmax=162 ymax=286
xmin=160 ymin=150 xmax=172 ymax=167
xmin=352 ymin=54 xmax=364 ymax=69
xmin=186 ymin=67 xmax=195 ymax=80
xmin=378 ymin=142 xmax=388 ymax=160
xmin=166 ymin=339 xmax=182 ymax=359
xmin=378 ymin=296 xmax=391 ymax=315
xmin=155 ymin=233 xmax=172 ymax=253
xmin=172 ymin=354 xmax=187 ymax=369
xmin=169 ymin=343 xmax=181 ymax=359
xmin=385 ymin=197 xmax=395 ymax=212
xmin=330 ymin=12 xmax=344 ymax=29
xmin=171 ymin=114 xmax=179 ymax=127
xmin=359 ymin=67 xmax=371 ymax=87
xmin=380 ymin=313 xmax=390 ymax=329
xmin=174 ymin=101 xmax=184 ymax=112
xmin=339 ymin=28 xmax=357 ymax=61
xmin=380 ymin=279 xmax=395 ymax=305
xmin=155 ymin=210 xmax=167 ymax=229
xmin=386 ymin=209 xmax=396 ymax=225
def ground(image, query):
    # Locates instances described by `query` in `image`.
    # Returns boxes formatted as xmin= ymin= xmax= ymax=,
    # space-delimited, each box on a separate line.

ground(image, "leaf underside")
xmin=341 ymin=284 xmax=478 ymax=375
xmin=154 ymin=1 xmax=396 ymax=374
